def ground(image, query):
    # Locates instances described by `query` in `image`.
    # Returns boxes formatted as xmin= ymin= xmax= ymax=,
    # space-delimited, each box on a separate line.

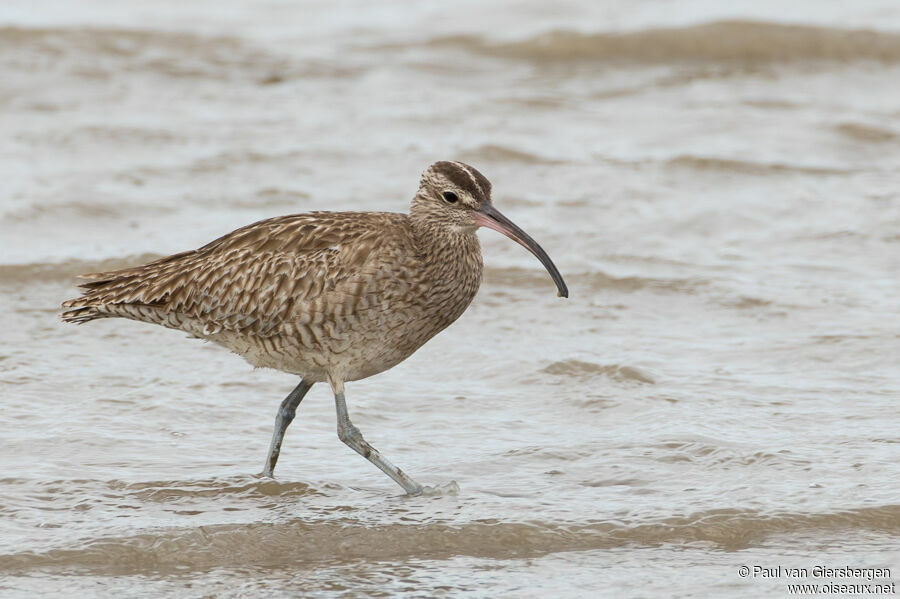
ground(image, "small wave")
xmin=0 ymin=26 xmax=353 ymax=82
xmin=741 ymin=99 xmax=801 ymax=110
xmin=426 ymin=21 xmax=900 ymax=64
xmin=642 ymin=441 xmax=813 ymax=469
xmin=810 ymin=333 xmax=876 ymax=345
xmin=15 ymin=125 xmax=184 ymax=148
xmin=187 ymin=149 xmax=308 ymax=174
xmin=834 ymin=122 xmax=898 ymax=143
xmin=666 ymin=155 xmax=851 ymax=176
xmin=585 ymin=270 xmax=704 ymax=294
xmin=484 ymin=267 xmax=704 ymax=295
xmin=542 ymin=360 xmax=655 ymax=384
xmin=2 ymin=199 xmax=176 ymax=223
xmin=236 ymin=188 xmax=312 ymax=209
xmin=459 ymin=144 xmax=564 ymax=165
xmin=0 ymin=254 xmax=162 ymax=285
xmin=2 ymin=505 xmax=898 ymax=574
xmin=117 ymin=476 xmax=320 ymax=502
xmin=718 ymin=295 xmax=774 ymax=310
xmin=581 ymin=478 xmax=645 ymax=488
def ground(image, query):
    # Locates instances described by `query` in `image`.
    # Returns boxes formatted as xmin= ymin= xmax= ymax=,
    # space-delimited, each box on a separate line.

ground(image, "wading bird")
xmin=61 ymin=161 xmax=568 ymax=494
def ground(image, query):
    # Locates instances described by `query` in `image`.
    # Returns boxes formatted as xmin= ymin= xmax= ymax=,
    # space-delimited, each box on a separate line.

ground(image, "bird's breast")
xmin=398 ymin=238 xmax=483 ymax=343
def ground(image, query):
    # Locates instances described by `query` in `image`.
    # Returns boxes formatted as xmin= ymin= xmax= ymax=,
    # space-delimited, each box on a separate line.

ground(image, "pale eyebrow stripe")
xmin=451 ymin=161 xmax=485 ymax=198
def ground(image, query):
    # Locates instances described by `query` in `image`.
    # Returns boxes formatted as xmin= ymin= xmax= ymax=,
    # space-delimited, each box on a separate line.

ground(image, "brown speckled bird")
xmin=61 ymin=161 xmax=568 ymax=494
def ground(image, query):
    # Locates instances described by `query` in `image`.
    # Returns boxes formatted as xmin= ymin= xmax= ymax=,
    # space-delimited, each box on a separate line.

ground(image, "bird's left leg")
xmin=260 ymin=379 xmax=313 ymax=478
xmin=329 ymin=377 xmax=423 ymax=495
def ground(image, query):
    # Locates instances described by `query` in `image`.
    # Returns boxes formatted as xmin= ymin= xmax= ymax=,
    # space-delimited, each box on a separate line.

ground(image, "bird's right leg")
xmin=260 ymin=379 xmax=313 ymax=478
xmin=329 ymin=377 xmax=424 ymax=495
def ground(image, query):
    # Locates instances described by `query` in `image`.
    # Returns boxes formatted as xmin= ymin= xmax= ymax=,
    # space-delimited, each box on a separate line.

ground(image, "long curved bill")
xmin=474 ymin=204 xmax=569 ymax=298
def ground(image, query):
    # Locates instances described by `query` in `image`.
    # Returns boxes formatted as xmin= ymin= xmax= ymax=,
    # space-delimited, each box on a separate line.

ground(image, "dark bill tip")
xmin=474 ymin=204 xmax=569 ymax=298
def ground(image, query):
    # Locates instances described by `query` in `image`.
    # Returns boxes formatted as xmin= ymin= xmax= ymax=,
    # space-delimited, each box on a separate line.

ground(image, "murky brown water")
xmin=2 ymin=1 xmax=900 ymax=597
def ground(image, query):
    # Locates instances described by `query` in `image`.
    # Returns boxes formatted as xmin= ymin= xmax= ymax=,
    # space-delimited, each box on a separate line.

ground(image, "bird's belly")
xmin=207 ymin=294 xmax=473 ymax=383
xmin=206 ymin=330 xmax=326 ymax=381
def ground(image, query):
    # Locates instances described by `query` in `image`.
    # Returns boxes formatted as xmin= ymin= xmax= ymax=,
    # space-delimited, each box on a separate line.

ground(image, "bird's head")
xmin=412 ymin=161 xmax=568 ymax=298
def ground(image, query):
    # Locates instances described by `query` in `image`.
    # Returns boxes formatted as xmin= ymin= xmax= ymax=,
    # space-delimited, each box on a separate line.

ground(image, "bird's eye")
xmin=442 ymin=191 xmax=459 ymax=204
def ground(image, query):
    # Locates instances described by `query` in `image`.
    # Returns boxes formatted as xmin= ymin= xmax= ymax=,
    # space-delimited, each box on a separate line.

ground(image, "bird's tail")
xmin=60 ymin=270 xmax=130 ymax=324
xmin=60 ymin=304 xmax=104 ymax=324
xmin=60 ymin=248 xmax=200 ymax=326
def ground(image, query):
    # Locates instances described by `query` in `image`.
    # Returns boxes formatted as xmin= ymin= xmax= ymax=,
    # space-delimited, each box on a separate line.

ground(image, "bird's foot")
xmin=413 ymin=480 xmax=460 ymax=496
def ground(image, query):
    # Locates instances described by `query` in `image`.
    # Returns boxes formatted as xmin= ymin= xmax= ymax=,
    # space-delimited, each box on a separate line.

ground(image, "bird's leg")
xmin=260 ymin=379 xmax=313 ymax=478
xmin=329 ymin=378 xmax=423 ymax=495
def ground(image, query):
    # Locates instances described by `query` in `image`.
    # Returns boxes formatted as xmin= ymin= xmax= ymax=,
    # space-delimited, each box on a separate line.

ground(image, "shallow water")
xmin=2 ymin=1 xmax=900 ymax=597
